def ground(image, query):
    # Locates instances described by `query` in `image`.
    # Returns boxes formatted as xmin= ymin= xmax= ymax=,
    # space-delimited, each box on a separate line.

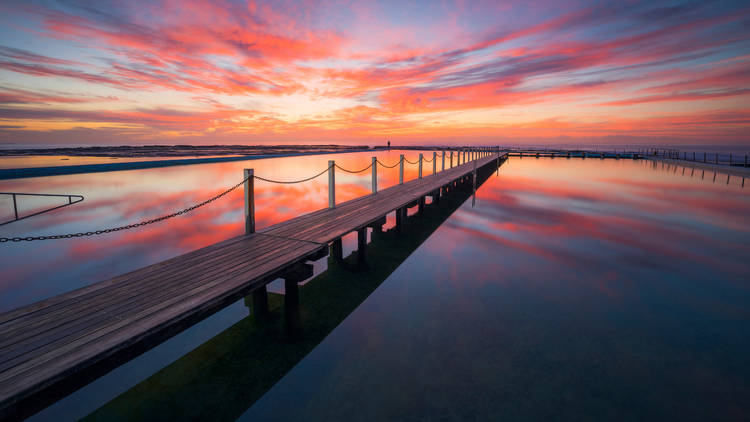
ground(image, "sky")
xmin=0 ymin=0 xmax=748 ymax=147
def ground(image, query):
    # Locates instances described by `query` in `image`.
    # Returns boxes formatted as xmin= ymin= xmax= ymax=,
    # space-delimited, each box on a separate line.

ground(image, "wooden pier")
xmin=0 ymin=150 xmax=505 ymax=419
xmin=507 ymin=150 xmax=641 ymax=159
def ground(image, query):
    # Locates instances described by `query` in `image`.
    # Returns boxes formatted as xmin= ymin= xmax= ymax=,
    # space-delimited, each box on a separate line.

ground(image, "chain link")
xmin=334 ymin=161 xmax=374 ymax=174
xmin=252 ymin=165 xmax=331 ymax=184
xmin=376 ymin=159 xmax=401 ymax=168
xmin=403 ymin=157 xmax=419 ymax=165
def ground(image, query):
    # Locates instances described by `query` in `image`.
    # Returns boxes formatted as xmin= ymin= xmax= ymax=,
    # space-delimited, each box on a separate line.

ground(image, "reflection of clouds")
xmin=442 ymin=161 xmax=750 ymax=289
xmin=0 ymin=151 xmax=439 ymax=310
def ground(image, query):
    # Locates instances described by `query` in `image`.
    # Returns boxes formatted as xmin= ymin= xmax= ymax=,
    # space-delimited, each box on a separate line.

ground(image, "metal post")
xmin=328 ymin=160 xmax=335 ymax=208
xmin=442 ymin=150 xmax=445 ymax=171
xmin=399 ymin=155 xmax=404 ymax=184
xmin=418 ymin=153 xmax=423 ymax=179
xmin=244 ymin=169 xmax=255 ymax=234
xmin=433 ymin=151 xmax=437 ymax=174
xmin=371 ymin=157 xmax=377 ymax=194
xmin=450 ymin=151 xmax=453 ymax=168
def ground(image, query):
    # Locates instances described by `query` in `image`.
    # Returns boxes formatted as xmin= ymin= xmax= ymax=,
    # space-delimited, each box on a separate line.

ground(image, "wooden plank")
xmin=0 ymin=235 xmax=299 ymax=364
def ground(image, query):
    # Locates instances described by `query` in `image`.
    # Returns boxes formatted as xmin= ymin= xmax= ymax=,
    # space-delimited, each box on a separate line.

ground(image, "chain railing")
xmin=253 ymin=165 xmax=332 ymax=184
xmin=2 ymin=150 xmax=490 ymax=242
xmin=334 ymin=161 xmax=374 ymax=174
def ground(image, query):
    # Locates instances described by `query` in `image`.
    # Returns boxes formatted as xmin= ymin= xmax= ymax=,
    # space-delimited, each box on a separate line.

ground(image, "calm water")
xmin=2 ymin=154 xmax=749 ymax=420
xmin=242 ymin=158 xmax=750 ymax=421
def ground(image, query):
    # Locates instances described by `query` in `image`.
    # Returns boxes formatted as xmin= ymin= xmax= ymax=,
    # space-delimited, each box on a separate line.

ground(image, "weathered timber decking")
xmin=0 ymin=153 xmax=505 ymax=418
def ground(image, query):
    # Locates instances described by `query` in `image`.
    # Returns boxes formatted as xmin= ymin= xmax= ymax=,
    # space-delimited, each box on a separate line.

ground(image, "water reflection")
xmin=0 ymin=150 xmax=438 ymax=311
xmin=83 ymin=164 xmax=495 ymax=421
xmin=241 ymin=157 xmax=750 ymax=421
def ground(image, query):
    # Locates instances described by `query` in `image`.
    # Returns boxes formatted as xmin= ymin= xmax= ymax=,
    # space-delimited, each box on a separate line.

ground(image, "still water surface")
xmin=1 ymin=154 xmax=748 ymax=420
xmin=242 ymin=157 xmax=750 ymax=421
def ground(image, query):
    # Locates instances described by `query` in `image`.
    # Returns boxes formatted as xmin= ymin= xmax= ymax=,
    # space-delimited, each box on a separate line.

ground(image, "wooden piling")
xmin=283 ymin=263 xmax=313 ymax=337
xmin=244 ymin=169 xmax=255 ymax=234
xmin=252 ymin=286 xmax=268 ymax=320
xmin=399 ymin=154 xmax=404 ymax=184
xmin=331 ymin=237 xmax=343 ymax=263
xmin=328 ymin=160 xmax=335 ymax=208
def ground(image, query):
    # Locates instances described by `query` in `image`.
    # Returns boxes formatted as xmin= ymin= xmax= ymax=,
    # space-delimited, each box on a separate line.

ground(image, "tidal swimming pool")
xmin=4 ymin=155 xmax=748 ymax=420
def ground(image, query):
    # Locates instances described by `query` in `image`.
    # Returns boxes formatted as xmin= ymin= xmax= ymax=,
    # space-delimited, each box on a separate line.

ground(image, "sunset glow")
xmin=0 ymin=0 xmax=748 ymax=146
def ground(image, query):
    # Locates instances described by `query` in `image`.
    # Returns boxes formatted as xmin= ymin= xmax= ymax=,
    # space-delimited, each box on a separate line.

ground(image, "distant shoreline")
xmin=0 ymin=147 xmax=379 ymax=180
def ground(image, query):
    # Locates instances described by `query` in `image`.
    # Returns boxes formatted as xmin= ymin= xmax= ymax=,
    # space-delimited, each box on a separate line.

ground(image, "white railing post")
xmin=399 ymin=154 xmax=404 ymax=184
xmin=433 ymin=151 xmax=437 ymax=174
xmin=328 ymin=160 xmax=335 ymax=208
xmin=244 ymin=169 xmax=255 ymax=234
xmin=371 ymin=156 xmax=377 ymax=194
xmin=418 ymin=153 xmax=423 ymax=179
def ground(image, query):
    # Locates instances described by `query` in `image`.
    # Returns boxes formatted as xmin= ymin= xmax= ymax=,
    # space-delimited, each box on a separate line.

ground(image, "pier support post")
xmin=395 ymin=207 xmax=405 ymax=232
xmin=357 ymin=227 xmax=368 ymax=268
xmin=283 ymin=263 xmax=313 ymax=337
xmin=418 ymin=196 xmax=425 ymax=217
xmin=419 ymin=153 xmax=423 ymax=179
xmin=330 ymin=237 xmax=343 ymax=263
xmin=244 ymin=169 xmax=255 ymax=234
xmin=371 ymin=156 xmax=377 ymax=194
xmin=399 ymin=155 xmax=404 ymax=184
xmin=252 ymin=286 xmax=268 ymax=320
xmin=328 ymin=160 xmax=335 ymax=208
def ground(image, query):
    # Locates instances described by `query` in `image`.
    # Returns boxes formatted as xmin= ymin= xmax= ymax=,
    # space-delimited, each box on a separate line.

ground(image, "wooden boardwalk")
xmin=0 ymin=152 xmax=505 ymax=419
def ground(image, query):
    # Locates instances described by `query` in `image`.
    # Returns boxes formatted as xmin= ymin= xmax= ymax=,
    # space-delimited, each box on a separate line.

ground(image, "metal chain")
xmin=334 ymin=161 xmax=374 ymax=174
xmin=253 ymin=165 xmax=331 ymax=184
xmin=1 ymin=164 xmax=333 ymax=243
xmin=403 ymin=157 xmax=419 ymax=165
xmin=423 ymin=155 xmax=434 ymax=163
xmin=376 ymin=159 xmax=401 ymax=169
